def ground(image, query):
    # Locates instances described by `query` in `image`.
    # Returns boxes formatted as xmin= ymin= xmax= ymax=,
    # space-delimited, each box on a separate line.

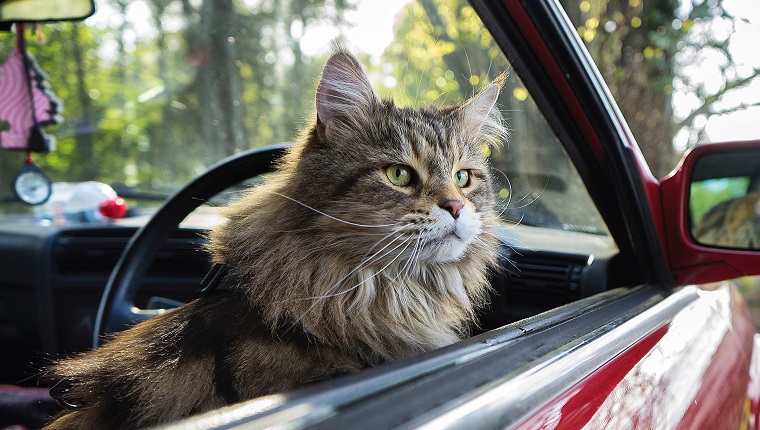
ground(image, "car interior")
xmin=0 ymin=0 xmax=664 ymax=427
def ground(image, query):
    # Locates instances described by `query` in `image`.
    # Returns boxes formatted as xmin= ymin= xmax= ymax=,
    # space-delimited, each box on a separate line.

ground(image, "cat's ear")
xmin=315 ymin=50 xmax=378 ymax=141
xmin=459 ymin=74 xmax=508 ymax=147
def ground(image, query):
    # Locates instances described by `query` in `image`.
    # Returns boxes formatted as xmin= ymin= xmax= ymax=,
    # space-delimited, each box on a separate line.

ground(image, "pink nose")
xmin=441 ymin=199 xmax=464 ymax=219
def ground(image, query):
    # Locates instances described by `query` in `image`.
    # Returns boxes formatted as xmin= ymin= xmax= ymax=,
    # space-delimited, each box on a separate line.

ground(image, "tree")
xmin=562 ymin=0 xmax=760 ymax=177
xmin=0 ymin=0 xmax=353 ymax=202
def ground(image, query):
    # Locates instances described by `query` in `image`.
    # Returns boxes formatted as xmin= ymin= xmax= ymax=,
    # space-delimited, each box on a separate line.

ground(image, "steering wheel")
xmin=93 ymin=144 xmax=289 ymax=348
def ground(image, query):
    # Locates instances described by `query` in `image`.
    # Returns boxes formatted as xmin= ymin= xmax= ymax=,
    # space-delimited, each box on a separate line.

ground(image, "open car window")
xmin=0 ymin=0 xmax=612 ymax=246
xmin=6 ymin=2 xmax=759 ymax=430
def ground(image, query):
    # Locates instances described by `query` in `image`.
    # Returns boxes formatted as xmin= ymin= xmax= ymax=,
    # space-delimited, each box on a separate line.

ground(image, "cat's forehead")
xmin=382 ymin=104 xmax=484 ymax=165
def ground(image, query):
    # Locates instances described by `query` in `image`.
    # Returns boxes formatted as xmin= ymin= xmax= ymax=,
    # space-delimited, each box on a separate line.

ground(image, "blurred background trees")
xmin=0 ymin=0 xmax=757 ymax=201
xmin=562 ymin=0 xmax=760 ymax=177
xmin=0 ymin=0 xmax=349 ymax=196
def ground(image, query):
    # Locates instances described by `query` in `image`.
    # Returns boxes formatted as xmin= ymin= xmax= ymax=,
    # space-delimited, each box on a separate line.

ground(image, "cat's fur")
xmin=693 ymin=191 xmax=760 ymax=248
xmin=44 ymin=50 xmax=507 ymax=429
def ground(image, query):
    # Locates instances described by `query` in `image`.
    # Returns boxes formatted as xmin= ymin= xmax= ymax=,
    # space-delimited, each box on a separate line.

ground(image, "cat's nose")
xmin=441 ymin=199 xmax=464 ymax=219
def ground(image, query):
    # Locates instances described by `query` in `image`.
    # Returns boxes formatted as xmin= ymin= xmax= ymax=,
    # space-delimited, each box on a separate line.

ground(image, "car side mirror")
xmin=660 ymin=140 xmax=760 ymax=286
xmin=689 ymin=149 xmax=760 ymax=249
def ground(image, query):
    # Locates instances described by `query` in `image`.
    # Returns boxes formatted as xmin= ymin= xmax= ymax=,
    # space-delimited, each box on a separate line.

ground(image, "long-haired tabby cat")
xmin=693 ymin=191 xmax=760 ymax=248
xmin=44 ymin=49 xmax=507 ymax=429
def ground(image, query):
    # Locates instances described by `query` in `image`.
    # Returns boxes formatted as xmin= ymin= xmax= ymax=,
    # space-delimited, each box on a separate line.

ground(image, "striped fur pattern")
xmin=44 ymin=49 xmax=507 ymax=429
xmin=693 ymin=191 xmax=760 ymax=248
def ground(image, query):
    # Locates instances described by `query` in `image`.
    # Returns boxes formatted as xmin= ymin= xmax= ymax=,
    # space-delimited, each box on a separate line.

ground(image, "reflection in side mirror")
xmin=690 ymin=148 xmax=760 ymax=249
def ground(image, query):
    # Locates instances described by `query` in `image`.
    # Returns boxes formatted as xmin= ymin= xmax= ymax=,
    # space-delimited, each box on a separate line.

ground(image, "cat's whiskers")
xmin=401 ymin=237 xmax=427 ymax=293
xmin=297 ymin=240 xmax=349 ymax=262
xmin=322 ymin=230 xmax=411 ymax=299
xmin=267 ymin=226 xmax=401 ymax=235
xmin=289 ymin=234 xmax=416 ymax=331
xmin=490 ymin=168 xmax=514 ymax=218
xmin=294 ymin=223 xmax=413 ymax=263
xmin=304 ymin=223 xmax=414 ymax=277
xmin=396 ymin=234 xmax=423 ymax=282
xmin=499 ymin=192 xmax=541 ymax=210
xmin=497 ymin=215 xmax=525 ymax=230
xmin=494 ymin=179 xmax=548 ymax=216
xmin=490 ymin=167 xmax=546 ymax=221
xmin=472 ymin=235 xmax=518 ymax=271
xmin=302 ymin=234 xmax=414 ymax=302
xmin=476 ymin=232 xmax=529 ymax=274
xmin=480 ymin=229 xmax=534 ymax=253
xmin=288 ymin=229 xmax=416 ymax=329
xmin=330 ymin=235 xmax=415 ymax=300
xmin=381 ymin=233 xmax=423 ymax=293
xmin=399 ymin=234 xmax=427 ymax=288
xmin=263 ymin=190 xmax=400 ymax=229
xmin=358 ymin=223 xmax=415 ymax=261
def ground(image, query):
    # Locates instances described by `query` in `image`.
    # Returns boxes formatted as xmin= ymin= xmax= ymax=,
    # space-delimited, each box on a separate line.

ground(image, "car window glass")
xmin=563 ymin=1 xmax=759 ymax=179
xmin=0 ymin=0 xmax=610 ymax=239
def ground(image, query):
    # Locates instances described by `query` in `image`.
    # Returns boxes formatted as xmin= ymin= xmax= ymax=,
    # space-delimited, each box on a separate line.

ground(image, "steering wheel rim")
xmin=93 ymin=144 xmax=289 ymax=348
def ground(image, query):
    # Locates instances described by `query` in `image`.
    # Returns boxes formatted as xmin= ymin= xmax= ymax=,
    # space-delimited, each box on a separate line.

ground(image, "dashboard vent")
xmin=52 ymin=228 xmax=208 ymax=277
xmin=501 ymin=251 xmax=588 ymax=309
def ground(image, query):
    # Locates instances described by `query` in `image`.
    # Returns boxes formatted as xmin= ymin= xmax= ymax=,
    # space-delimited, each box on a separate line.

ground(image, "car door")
xmin=159 ymin=1 xmax=760 ymax=428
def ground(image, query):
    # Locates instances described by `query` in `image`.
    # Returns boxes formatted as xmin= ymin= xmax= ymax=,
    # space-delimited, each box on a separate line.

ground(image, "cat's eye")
xmin=454 ymin=169 xmax=470 ymax=187
xmin=386 ymin=164 xmax=413 ymax=187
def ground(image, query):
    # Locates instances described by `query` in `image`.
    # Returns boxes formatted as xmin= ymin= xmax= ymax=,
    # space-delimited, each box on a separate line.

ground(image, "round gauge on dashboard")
xmin=12 ymin=164 xmax=52 ymax=205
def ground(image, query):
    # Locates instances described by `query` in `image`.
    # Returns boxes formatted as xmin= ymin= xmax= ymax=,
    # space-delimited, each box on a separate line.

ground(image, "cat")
xmin=693 ymin=191 xmax=760 ymax=249
xmin=44 ymin=49 xmax=508 ymax=429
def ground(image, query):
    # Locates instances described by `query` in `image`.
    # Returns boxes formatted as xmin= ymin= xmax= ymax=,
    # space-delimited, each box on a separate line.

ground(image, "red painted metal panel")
xmin=676 ymin=285 xmax=754 ymax=430
xmin=513 ymin=325 xmax=668 ymax=429
xmin=747 ymin=334 xmax=760 ymax=430
xmin=513 ymin=284 xmax=754 ymax=429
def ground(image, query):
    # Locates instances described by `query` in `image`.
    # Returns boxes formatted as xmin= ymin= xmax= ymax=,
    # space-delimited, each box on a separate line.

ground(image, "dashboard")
xmin=0 ymin=222 xmax=617 ymax=385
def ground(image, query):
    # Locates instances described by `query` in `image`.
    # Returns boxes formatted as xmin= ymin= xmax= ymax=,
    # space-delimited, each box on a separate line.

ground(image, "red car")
xmin=0 ymin=0 xmax=758 ymax=429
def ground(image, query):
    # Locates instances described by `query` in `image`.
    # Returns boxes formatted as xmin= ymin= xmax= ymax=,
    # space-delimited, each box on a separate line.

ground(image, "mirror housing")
xmin=0 ymin=0 xmax=94 ymax=27
xmin=660 ymin=140 xmax=760 ymax=286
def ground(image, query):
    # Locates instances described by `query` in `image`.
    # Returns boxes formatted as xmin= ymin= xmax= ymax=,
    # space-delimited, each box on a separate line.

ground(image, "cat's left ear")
xmin=315 ymin=49 xmax=379 ymax=141
xmin=459 ymin=74 xmax=507 ymax=146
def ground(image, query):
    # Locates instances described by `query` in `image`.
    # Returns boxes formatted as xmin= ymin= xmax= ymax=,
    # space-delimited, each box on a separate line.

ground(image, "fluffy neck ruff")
xmin=207 ymin=180 xmax=498 ymax=363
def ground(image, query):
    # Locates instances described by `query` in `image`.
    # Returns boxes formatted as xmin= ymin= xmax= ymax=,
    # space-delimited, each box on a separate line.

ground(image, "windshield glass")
xmin=0 ymin=0 xmax=609 ymax=236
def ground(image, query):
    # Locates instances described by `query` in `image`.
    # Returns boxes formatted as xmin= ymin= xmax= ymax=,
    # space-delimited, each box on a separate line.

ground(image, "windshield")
xmin=0 ymin=0 xmax=608 ymax=236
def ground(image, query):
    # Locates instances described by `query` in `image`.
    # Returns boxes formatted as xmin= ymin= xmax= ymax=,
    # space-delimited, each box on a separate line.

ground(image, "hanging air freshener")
xmin=0 ymin=22 xmax=61 ymax=205
xmin=0 ymin=24 xmax=61 ymax=151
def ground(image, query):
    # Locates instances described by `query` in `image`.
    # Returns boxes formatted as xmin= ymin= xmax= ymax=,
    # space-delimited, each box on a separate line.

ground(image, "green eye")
xmin=386 ymin=164 xmax=413 ymax=187
xmin=454 ymin=169 xmax=470 ymax=187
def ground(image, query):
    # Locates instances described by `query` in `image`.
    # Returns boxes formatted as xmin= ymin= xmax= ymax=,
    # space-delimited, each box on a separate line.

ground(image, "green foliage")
xmin=689 ymin=176 xmax=749 ymax=225
xmin=563 ymin=0 xmax=760 ymax=177
xmin=378 ymin=0 xmax=508 ymax=106
xmin=0 ymin=0 xmax=349 ymax=198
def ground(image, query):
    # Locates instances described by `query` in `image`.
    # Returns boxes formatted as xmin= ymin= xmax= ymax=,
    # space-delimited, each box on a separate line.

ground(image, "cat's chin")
xmin=420 ymin=235 xmax=472 ymax=263
xmin=417 ymin=206 xmax=483 ymax=263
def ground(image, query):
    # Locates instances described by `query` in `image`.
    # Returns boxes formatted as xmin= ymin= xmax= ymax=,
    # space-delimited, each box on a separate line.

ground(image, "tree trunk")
xmin=560 ymin=0 xmax=678 ymax=178
xmin=193 ymin=0 xmax=246 ymax=162
xmin=70 ymin=24 xmax=97 ymax=180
